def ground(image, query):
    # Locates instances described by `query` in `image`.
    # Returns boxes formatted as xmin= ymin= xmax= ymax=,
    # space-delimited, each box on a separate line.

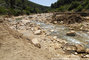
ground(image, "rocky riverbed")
xmin=0 ymin=13 xmax=89 ymax=60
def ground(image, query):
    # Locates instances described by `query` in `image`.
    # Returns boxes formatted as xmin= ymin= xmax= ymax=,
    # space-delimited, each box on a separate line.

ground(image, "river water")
xmin=30 ymin=20 xmax=89 ymax=48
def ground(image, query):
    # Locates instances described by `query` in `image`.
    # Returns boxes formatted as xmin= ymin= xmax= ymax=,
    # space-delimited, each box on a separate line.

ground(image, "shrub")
xmin=0 ymin=7 xmax=7 ymax=15
xmin=8 ymin=9 xmax=22 ymax=16
xmin=68 ymin=1 xmax=80 ymax=11
xmin=76 ymin=5 xmax=83 ymax=12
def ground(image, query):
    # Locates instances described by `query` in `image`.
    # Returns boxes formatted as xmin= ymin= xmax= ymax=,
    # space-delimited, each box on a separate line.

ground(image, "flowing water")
xmin=30 ymin=20 xmax=89 ymax=48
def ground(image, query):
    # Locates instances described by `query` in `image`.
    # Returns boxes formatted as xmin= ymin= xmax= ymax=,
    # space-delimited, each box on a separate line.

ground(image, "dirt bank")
xmin=0 ymin=13 xmax=89 ymax=60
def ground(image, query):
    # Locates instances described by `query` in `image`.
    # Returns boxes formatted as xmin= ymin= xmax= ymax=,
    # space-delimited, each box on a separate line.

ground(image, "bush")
xmin=76 ymin=5 xmax=83 ymax=12
xmin=68 ymin=1 xmax=80 ymax=11
xmin=22 ymin=10 xmax=30 ymax=15
xmin=8 ymin=9 xmax=22 ymax=16
xmin=0 ymin=7 xmax=8 ymax=15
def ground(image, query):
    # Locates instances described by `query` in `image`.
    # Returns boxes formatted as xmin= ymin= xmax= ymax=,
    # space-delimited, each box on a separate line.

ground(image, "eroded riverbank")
xmin=1 ymin=13 xmax=89 ymax=60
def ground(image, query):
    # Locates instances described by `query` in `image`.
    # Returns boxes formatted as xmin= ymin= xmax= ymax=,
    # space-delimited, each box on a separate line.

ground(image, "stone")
xmin=74 ymin=52 xmax=78 ymax=55
xmin=75 ymin=44 xmax=85 ymax=53
xmin=85 ymin=55 xmax=89 ymax=58
xmin=0 ymin=18 xmax=3 ymax=23
xmin=34 ymin=30 xmax=42 ymax=35
xmin=53 ymin=36 xmax=57 ymax=40
xmin=66 ymin=31 xmax=76 ymax=36
xmin=32 ymin=38 xmax=41 ymax=48
xmin=62 ymin=43 xmax=77 ymax=51
xmin=50 ymin=30 xmax=54 ymax=32
xmin=86 ymin=48 xmax=89 ymax=54
xmin=54 ymin=21 xmax=57 ymax=24
xmin=60 ymin=21 xmax=63 ymax=24
xmin=81 ymin=55 xmax=89 ymax=58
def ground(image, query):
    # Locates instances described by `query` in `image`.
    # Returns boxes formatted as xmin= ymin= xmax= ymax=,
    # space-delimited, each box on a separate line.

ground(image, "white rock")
xmin=50 ymin=29 xmax=54 ymax=32
xmin=85 ymin=55 xmax=89 ymax=58
xmin=34 ymin=30 xmax=42 ymax=35
xmin=54 ymin=21 xmax=57 ymax=24
xmin=32 ymin=38 xmax=41 ymax=48
xmin=53 ymin=36 xmax=57 ymax=39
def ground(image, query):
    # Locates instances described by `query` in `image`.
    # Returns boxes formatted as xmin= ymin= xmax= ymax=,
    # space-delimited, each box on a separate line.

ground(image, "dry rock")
xmin=62 ymin=43 xmax=77 ymax=51
xmin=32 ymin=38 xmax=41 ymax=48
xmin=34 ymin=30 xmax=42 ymax=35
xmin=75 ymin=44 xmax=85 ymax=53
xmin=86 ymin=48 xmax=89 ymax=54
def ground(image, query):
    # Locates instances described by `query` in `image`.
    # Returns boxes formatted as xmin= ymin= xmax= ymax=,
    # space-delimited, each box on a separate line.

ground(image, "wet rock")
xmin=75 ymin=44 xmax=85 ymax=53
xmin=86 ymin=48 xmax=89 ymax=54
xmin=34 ymin=30 xmax=42 ymax=35
xmin=66 ymin=31 xmax=76 ymax=36
xmin=32 ymin=38 xmax=41 ymax=48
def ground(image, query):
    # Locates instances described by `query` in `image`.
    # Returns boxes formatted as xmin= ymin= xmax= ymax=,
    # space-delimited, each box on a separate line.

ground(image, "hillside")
xmin=51 ymin=0 xmax=89 ymax=12
xmin=0 ymin=0 xmax=49 ymax=15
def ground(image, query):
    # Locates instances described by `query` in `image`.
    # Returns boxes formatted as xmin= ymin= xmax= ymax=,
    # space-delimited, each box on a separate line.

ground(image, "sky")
xmin=30 ymin=0 xmax=57 ymax=6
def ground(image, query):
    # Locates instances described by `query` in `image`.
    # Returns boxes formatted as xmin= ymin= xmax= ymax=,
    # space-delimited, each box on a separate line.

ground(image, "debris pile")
xmin=52 ymin=14 xmax=84 ymax=24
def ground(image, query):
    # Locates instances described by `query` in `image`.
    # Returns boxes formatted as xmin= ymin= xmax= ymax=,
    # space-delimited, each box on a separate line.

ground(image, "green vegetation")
xmin=51 ymin=0 xmax=89 ymax=12
xmin=0 ymin=0 xmax=50 ymax=16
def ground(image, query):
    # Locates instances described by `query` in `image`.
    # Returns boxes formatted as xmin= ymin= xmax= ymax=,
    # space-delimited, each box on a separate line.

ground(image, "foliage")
xmin=0 ymin=0 xmax=50 ymax=15
xmin=51 ymin=0 xmax=89 ymax=12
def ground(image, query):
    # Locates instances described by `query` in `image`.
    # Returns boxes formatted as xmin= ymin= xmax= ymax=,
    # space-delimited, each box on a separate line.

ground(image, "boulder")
xmin=62 ymin=43 xmax=77 ymax=51
xmin=32 ymin=38 xmax=41 ymax=48
xmin=34 ymin=30 xmax=42 ymax=35
xmin=86 ymin=48 xmax=89 ymax=54
xmin=66 ymin=31 xmax=76 ymax=36
xmin=75 ymin=44 xmax=85 ymax=53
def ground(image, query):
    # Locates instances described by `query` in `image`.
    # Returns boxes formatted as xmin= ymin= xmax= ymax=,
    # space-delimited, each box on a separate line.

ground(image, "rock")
xmin=32 ymin=38 xmax=41 ymax=48
xmin=50 ymin=30 xmax=54 ymax=32
xmin=34 ymin=30 xmax=42 ymax=35
xmin=74 ymin=52 xmax=78 ymax=55
xmin=86 ymin=48 xmax=89 ymax=54
xmin=66 ymin=31 xmax=76 ymax=36
xmin=62 ymin=43 xmax=77 ymax=51
xmin=81 ymin=55 xmax=89 ymax=58
xmin=0 ymin=18 xmax=3 ymax=23
xmin=54 ymin=43 xmax=62 ymax=50
xmin=75 ymin=44 xmax=85 ymax=53
xmin=85 ymin=55 xmax=89 ymax=58
xmin=54 ymin=21 xmax=57 ymax=24
xmin=60 ymin=21 xmax=63 ymax=24
xmin=53 ymin=36 xmax=57 ymax=40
